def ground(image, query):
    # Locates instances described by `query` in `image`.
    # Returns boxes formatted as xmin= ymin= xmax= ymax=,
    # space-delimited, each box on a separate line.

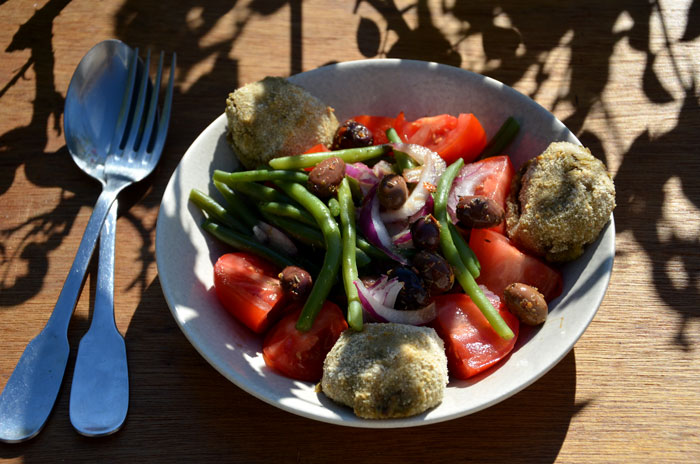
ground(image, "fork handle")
xmin=0 ymin=187 xmax=119 ymax=443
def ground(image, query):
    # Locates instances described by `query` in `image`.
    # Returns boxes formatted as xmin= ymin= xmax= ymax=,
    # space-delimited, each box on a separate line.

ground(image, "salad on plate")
xmin=185 ymin=74 xmax=615 ymax=420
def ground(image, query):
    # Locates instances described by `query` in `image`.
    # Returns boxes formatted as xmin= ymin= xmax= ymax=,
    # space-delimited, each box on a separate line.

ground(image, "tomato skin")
xmin=262 ymin=301 xmax=348 ymax=382
xmin=303 ymin=143 xmax=328 ymax=154
xmin=213 ymin=252 xmax=287 ymax=334
xmin=395 ymin=112 xmax=487 ymax=164
xmin=469 ymin=155 xmax=514 ymax=211
xmin=351 ymin=115 xmax=396 ymax=145
xmin=469 ymin=229 xmax=564 ymax=302
xmin=431 ymin=293 xmax=519 ymax=379
xmin=451 ymin=155 xmax=514 ymax=234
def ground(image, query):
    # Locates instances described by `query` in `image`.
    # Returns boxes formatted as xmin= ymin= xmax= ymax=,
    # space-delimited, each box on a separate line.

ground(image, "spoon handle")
xmin=0 ymin=188 xmax=118 ymax=443
xmin=70 ymin=201 xmax=128 ymax=437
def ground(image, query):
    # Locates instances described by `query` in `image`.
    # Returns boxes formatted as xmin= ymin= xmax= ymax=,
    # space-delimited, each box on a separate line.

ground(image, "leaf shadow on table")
xmin=0 ymin=0 xmax=698 ymax=458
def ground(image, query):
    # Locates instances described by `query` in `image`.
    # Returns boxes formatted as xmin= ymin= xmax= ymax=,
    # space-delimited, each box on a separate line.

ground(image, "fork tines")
xmin=111 ymin=47 xmax=175 ymax=166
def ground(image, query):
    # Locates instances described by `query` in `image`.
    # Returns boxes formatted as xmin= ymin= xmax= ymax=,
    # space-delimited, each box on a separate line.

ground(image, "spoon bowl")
xmin=64 ymin=39 xmax=150 ymax=184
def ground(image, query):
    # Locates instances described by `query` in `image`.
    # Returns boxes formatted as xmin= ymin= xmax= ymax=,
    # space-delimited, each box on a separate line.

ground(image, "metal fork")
xmin=0 ymin=42 xmax=175 ymax=443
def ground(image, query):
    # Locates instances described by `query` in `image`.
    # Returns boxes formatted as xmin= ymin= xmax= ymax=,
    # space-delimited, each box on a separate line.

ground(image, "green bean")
xmin=275 ymin=181 xmax=342 ymax=332
xmin=337 ymin=178 xmax=363 ymax=331
xmin=258 ymin=201 xmax=316 ymax=226
xmin=448 ymin=222 xmax=480 ymax=278
xmin=230 ymin=181 xmax=295 ymax=204
xmin=259 ymin=205 xmax=371 ymax=267
xmin=346 ymin=175 xmax=362 ymax=201
xmin=201 ymin=219 xmax=297 ymax=269
xmin=260 ymin=210 xmax=325 ymax=248
xmin=434 ymin=159 xmax=514 ymax=340
xmin=189 ymin=188 xmax=250 ymax=235
xmin=327 ymin=197 xmax=341 ymax=217
xmin=269 ymin=145 xmax=391 ymax=169
xmin=214 ymin=168 xmax=308 ymax=184
xmin=478 ymin=116 xmax=520 ymax=160
xmin=356 ymin=236 xmax=389 ymax=262
xmin=386 ymin=127 xmax=417 ymax=171
xmin=213 ymin=180 xmax=259 ymax=230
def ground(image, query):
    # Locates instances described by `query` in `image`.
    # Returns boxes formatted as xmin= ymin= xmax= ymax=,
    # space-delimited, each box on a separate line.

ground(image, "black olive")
xmin=503 ymin=283 xmax=548 ymax=325
xmin=331 ymin=120 xmax=374 ymax=150
xmin=386 ymin=266 xmax=430 ymax=311
xmin=377 ymin=174 xmax=408 ymax=210
xmin=456 ymin=195 xmax=505 ymax=229
xmin=308 ymin=156 xmax=346 ymax=198
xmin=279 ymin=266 xmax=313 ymax=300
xmin=412 ymin=250 xmax=454 ymax=295
xmin=410 ymin=215 xmax=441 ymax=251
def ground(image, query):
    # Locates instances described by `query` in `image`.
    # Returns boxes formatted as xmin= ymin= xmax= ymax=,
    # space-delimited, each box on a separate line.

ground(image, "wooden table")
xmin=1 ymin=1 xmax=698 ymax=462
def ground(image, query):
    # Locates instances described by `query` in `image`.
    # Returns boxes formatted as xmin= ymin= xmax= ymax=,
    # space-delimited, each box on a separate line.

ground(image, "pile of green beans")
xmin=274 ymin=180 xmax=342 ymax=332
xmin=190 ymin=145 xmax=391 ymax=333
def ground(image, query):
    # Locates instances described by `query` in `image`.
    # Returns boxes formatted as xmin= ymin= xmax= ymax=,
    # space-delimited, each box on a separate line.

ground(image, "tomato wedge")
xmin=213 ymin=252 xmax=287 ymax=334
xmin=431 ymin=292 xmax=519 ymax=379
xmin=468 ymin=155 xmax=514 ymax=210
xmin=469 ymin=229 xmax=564 ymax=302
xmin=395 ymin=112 xmax=487 ymax=164
xmin=351 ymin=115 xmax=396 ymax=145
xmin=262 ymin=301 xmax=348 ymax=381
xmin=303 ymin=143 xmax=328 ymax=154
xmin=450 ymin=155 xmax=514 ymax=234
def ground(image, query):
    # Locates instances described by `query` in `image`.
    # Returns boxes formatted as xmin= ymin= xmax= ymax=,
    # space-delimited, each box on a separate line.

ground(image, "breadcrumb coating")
xmin=505 ymin=141 xmax=616 ymax=262
xmin=321 ymin=323 xmax=448 ymax=419
xmin=225 ymin=76 xmax=338 ymax=169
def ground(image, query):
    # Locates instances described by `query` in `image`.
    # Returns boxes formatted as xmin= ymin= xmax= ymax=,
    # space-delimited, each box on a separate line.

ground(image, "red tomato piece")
xmin=431 ymin=293 xmax=519 ymax=379
xmin=452 ymin=155 xmax=514 ymax=233
xmin=395 ymin=112 xmax=487 ymax=164
xmin=469 ymin=229 xmax=564 ymax=302
xmin=303 ymin=143 xmax=328 ymax=154
xmin=351 ymin=115 xmax=396 ymax=145
xmin=213 ymin=252 xmax=286 ymax=334
xmin=262 ymin=301 xmax=348 ymax=382
xmin=469 ymin=155 xmax=514 ymax=210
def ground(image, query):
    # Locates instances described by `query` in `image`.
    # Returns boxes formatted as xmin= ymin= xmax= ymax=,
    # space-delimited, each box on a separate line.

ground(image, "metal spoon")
xmin=69 ymin=201 xmax=128 ymax=436
xmin=0 ymin=40 xmax=174 ymax=443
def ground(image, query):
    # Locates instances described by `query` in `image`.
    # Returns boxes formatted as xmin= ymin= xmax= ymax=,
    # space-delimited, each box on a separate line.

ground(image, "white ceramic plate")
xmin=155 ymin=59 xmax=614 ymax=428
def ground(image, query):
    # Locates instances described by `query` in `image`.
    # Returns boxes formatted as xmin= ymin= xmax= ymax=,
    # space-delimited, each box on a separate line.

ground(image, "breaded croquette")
xmin=225 ymin=76 xmax=338 ymax=169
xmin=505 ymin=141 xmax=616 ymax=262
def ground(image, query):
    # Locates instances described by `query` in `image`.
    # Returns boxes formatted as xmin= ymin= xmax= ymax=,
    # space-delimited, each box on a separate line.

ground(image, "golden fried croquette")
xmin=321 ymin=323 xmax=448 ymax=419
xmin=505 ymin=141 xmax=616 ymax=262
xmin=225 ymin=76 xmax=338 ymax=169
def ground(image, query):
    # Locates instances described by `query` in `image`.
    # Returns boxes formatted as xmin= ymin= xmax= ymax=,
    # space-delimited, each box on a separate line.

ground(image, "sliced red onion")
xmin=358 ymin=187 xmax=408 ymax=264
xmin=253 ymin=222 xmax=298 ymax=256
xmin=447 ymin=162 xmax=492 ymax=223
xmin=408 ymin=194 xmax=434 ymax=223
xmin=391 ymin=226 xmax=413 ymax=248
xmin=380 ymin=143 xmax=446 ymax=223
xmin=354 ymin=277 xmax=437 ymax=325
xmin=372 ymin=159 xmax=395 ymax=178
xmin=402 ymin=166 xmax=423 ymax=183
xmin=345 ymin=162 xmax=379 ymax=196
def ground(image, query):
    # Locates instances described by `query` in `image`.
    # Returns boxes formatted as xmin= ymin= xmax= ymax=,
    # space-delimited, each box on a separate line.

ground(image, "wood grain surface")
xmin=1 ymin=0 xmax=699 ymax=462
